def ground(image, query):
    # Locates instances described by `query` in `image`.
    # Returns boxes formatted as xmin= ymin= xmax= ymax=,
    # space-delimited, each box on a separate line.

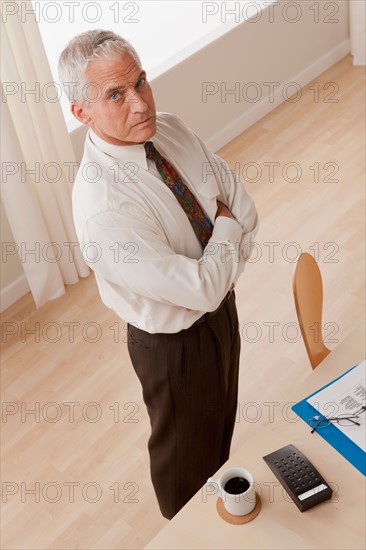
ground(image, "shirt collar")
xmin=88 ymin=128 xmax=149 ymax=169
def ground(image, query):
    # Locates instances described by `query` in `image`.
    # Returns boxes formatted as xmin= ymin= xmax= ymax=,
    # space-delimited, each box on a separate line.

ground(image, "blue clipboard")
xmin=291 ymin=365 xmax=366 ymax=476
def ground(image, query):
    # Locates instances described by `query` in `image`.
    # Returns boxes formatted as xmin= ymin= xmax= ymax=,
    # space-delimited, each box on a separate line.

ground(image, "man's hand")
xmin=215 ymin=200 xmax=235 ymax=220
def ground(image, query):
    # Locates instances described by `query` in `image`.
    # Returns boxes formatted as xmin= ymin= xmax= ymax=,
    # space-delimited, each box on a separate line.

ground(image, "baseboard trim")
xmin=207 ymin=39 xmax=351 ymax=152
xmin=1 ymin=274 xmax=30 ymax=313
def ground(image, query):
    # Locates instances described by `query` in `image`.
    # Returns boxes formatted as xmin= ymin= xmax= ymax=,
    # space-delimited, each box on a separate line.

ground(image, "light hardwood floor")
xmin=1 ymin=54 xmax=365 ymax=549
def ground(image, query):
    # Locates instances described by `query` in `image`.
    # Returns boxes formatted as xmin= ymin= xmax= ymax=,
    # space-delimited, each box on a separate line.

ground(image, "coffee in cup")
xmin=207 ymin=467 xmax=256 ymax=516
xmin=224 ymin=476 xmax=250 ymax=495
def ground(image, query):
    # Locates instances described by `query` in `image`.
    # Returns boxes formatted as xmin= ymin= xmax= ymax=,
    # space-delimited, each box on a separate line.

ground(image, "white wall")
xmin=0 ymin=200 xmax=25 ymax=286
xmin=148 ymin=0 xmax=350 ymax=149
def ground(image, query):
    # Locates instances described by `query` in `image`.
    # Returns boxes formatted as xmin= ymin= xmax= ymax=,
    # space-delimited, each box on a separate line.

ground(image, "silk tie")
xmin=144 ymin=141 xmax=213 ymax=248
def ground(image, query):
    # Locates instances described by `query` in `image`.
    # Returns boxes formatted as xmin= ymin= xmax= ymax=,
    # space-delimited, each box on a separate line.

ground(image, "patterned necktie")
xmin=144 ymin=141 xmax=213 ymax=248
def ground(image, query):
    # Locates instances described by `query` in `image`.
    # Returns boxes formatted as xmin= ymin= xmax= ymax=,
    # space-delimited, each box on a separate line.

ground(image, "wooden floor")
xmin=1 ymin=54 xmax=365 ymax=550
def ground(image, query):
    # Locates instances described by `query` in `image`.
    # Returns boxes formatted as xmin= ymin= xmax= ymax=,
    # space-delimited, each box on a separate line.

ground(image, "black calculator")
xmin=263 ymin=443 xmax=333 ymax=512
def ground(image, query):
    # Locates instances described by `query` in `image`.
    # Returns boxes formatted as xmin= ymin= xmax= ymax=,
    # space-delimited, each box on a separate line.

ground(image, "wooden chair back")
xmin=293 ymin=253 xmax=331 ymax=369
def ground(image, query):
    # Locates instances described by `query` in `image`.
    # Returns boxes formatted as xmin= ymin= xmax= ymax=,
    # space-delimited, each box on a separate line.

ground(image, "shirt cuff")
xmin=210 ymin=215 xmax=243 ymax=244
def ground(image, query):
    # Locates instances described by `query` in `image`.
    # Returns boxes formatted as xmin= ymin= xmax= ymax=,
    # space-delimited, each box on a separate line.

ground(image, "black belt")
xmin=192 ymin=290 xmax=233 ymax=327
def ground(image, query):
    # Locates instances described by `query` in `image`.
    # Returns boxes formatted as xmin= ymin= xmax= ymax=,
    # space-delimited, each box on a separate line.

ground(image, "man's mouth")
xmin=134 ymin=117 xmax=151 ymax=127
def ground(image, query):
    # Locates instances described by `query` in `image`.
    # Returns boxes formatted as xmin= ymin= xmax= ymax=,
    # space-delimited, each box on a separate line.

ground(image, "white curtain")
xmin=1 ymin=0 xmax=89 ymax=308
xmin=350 ymin=0 xmax=366 ymax=66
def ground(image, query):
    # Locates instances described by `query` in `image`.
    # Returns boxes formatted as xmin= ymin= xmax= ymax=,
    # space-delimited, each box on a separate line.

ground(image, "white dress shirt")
xmin=72 ymin=112 xmax=258 ymax=333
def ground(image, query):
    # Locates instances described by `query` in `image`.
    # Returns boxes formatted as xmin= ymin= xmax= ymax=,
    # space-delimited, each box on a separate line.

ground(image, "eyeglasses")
xmin=308 ymin=405 xmax=366 ymax=433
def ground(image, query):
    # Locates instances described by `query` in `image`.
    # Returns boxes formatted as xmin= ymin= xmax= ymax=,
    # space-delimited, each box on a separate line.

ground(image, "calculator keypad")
xmin=263 ymin=444 xmax=333 ymax=511
xmin=273 ymin=451 xmax=321 ymax=495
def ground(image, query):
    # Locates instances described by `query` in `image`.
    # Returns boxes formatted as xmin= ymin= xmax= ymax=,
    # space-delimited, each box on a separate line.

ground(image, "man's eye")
xmin=110 ymin=92 xmax=121 ymax=101
xmin=136 ymin=78 xmax=146 ymax=88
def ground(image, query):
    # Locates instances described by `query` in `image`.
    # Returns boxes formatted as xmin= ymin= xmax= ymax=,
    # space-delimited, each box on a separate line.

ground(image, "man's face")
xmin=71 ymin=52 xmax=157 ymax=145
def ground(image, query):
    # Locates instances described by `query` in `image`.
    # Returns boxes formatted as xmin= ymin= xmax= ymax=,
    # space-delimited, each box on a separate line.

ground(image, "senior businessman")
xmin=59 ymin=29 xmax=258 ymax=519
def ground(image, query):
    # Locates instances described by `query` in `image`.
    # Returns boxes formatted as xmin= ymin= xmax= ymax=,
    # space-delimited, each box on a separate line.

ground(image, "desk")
xmin=145 ymin=324 xmax=366 ymax=549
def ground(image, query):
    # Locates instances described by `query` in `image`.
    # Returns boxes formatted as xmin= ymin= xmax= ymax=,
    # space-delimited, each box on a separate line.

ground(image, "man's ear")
xmin=71 ymin=101 xmax=92 ymax=125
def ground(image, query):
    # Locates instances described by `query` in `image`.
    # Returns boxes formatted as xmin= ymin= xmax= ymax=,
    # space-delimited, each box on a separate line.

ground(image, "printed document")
xmin=307 ymin=360 xmax=366 ymax=452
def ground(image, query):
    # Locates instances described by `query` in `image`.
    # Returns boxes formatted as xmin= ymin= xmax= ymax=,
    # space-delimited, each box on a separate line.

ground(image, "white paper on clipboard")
xmin=307 ymin=360 xmax=366 ymax=451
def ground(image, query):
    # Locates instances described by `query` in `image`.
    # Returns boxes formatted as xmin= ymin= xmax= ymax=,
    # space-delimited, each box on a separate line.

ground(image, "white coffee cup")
xmin=207 ymin=467 xmax=256 ymax=516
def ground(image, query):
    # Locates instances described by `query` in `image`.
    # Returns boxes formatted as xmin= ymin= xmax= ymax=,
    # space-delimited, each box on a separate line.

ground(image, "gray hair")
xmin=58 ymin=29 xmax=141 ymax=104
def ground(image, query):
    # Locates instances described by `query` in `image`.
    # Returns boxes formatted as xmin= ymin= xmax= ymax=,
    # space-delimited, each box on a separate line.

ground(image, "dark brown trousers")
xmin=127 ymin=291 xmax=240 ymax=519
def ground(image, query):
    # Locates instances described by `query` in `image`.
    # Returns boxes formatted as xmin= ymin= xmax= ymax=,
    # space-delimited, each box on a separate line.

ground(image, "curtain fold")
xmin=350 ymin=0 xmax=366 ymax=66
xmin=1 ymin=0 xmax=89 ymax=308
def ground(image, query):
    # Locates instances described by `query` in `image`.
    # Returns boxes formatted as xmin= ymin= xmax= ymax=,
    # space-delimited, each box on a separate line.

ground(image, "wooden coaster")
xmin=216 ymin=493 xmax=261 ymax=524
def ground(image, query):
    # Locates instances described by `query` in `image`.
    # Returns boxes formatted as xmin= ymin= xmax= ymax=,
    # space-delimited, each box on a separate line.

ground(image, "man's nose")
xmin=126 ymin=88 xmax=147 ymax=112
